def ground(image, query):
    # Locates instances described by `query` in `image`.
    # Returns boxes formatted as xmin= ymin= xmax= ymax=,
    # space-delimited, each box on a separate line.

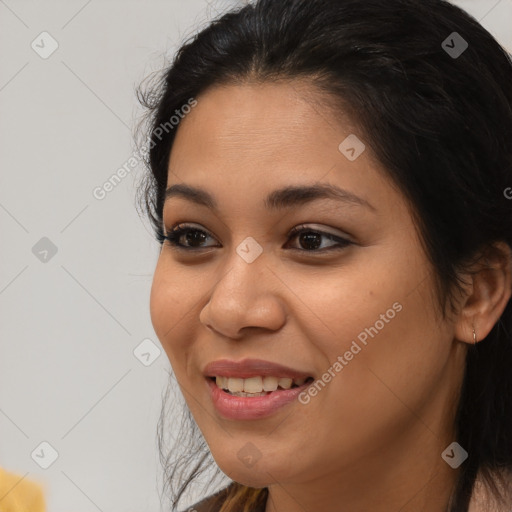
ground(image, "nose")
xmin=199 ymin=251 xmax=287 ymax=340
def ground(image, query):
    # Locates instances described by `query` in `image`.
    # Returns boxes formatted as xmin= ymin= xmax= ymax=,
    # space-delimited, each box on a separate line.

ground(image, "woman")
xmin=136 ymin=0 xmax=512 ymax=510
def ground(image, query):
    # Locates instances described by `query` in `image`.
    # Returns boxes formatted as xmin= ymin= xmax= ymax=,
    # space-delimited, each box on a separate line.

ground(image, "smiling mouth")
xmin=208 ymin=375 xmax=315 ymax=397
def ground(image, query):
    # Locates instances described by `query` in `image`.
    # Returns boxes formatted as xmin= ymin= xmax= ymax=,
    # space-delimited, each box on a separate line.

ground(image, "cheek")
xmin=149 ymin=258 xmax=199 ymax=371
xmin=293 ymin=256 xmax=449 ymax=446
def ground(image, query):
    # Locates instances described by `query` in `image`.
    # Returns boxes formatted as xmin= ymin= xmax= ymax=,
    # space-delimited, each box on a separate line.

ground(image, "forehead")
xmin=164 ymin=82 xmax=403 ymax=224
xmin=184 ymin=81 xmax=343 ymax=137
xmin=169 ymin=82 xmax=364 ymax=181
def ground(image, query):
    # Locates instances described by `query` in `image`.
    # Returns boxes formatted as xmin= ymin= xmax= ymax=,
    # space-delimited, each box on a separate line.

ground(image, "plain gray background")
xmin=0 ymin=1 xmax=511 ymax=511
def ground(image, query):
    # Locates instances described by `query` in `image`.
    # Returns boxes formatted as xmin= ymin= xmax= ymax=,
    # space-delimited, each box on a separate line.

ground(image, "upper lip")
xmin=203 ymin=358 xmax=313 ymax=379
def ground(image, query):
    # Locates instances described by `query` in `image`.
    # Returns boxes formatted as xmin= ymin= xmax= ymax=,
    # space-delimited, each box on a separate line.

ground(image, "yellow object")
xmin=0 ymin=468 xmax=46 ymax=512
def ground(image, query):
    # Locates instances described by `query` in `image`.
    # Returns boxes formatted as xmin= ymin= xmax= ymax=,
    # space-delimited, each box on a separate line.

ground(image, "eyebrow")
xmin=164 ymin=182 xmax=376 ymax=212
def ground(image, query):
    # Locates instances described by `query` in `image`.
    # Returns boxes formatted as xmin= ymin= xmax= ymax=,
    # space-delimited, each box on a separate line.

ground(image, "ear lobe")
xmin=454 ymin=241 xmax=512 ymax=345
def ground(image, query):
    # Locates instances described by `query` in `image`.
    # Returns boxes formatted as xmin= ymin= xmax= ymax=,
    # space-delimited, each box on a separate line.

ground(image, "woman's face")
xmin=150 ymin=82 xmax=465 ymax=490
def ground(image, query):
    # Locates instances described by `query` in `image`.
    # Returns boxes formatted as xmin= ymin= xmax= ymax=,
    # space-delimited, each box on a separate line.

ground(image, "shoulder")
xmin=468 ymin=469 xmax=512 ymax=512
xmin=182 ymin=483 xmax=236 ymax=512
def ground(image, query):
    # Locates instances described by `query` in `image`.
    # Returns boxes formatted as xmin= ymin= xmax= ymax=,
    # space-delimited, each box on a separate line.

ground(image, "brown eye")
xmin=286 ymin=225 xmax=352 ymax=252
xmin=161 ymin=223 xmax=352 ymax=254
xmin=162 ymin=223 xmax=218 ymax=250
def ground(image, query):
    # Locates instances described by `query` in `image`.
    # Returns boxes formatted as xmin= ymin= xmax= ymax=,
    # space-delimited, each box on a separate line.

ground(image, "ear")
xmin=454 ymin=241 xmax=512 ymax=344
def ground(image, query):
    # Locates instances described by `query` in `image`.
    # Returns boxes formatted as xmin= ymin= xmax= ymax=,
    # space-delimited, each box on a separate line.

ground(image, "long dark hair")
xmin=136 ymin=0 xmax=512 ymax=510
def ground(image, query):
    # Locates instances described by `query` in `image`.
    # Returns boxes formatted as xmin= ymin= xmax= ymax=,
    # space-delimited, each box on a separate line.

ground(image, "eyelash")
xmin=157 ymin=223 xmax=352 ymax=254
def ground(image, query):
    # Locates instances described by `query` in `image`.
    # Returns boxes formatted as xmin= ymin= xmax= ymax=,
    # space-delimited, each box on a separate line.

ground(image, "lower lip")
xmin=206 ymin=377 xmax=311 ymax=420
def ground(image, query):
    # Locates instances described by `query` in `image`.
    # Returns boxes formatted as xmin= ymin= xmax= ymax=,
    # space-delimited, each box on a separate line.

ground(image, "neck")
xmin=264 ymin=424 xmax=460 ymax=512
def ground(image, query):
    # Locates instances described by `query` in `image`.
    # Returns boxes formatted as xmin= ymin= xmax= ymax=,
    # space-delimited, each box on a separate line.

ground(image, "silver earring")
xmin=472 ymin=326 xmax=477 ymax=344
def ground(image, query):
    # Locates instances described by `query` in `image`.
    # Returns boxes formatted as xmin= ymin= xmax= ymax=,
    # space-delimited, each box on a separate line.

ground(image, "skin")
xmin=149 ymin=81 xmax=512 ymax=512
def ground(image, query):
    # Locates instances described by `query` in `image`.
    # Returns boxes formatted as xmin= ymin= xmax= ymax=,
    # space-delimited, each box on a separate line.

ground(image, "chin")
xmin=213 ymin=452 xmax=284 ymax=488
xmin=221 ymin=468 xmax=274 ymax=489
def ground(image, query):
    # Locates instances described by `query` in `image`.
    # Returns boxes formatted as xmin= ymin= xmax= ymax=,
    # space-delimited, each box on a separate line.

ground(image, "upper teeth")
xmin=215 ymin=376 xmax=307 ymax=393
